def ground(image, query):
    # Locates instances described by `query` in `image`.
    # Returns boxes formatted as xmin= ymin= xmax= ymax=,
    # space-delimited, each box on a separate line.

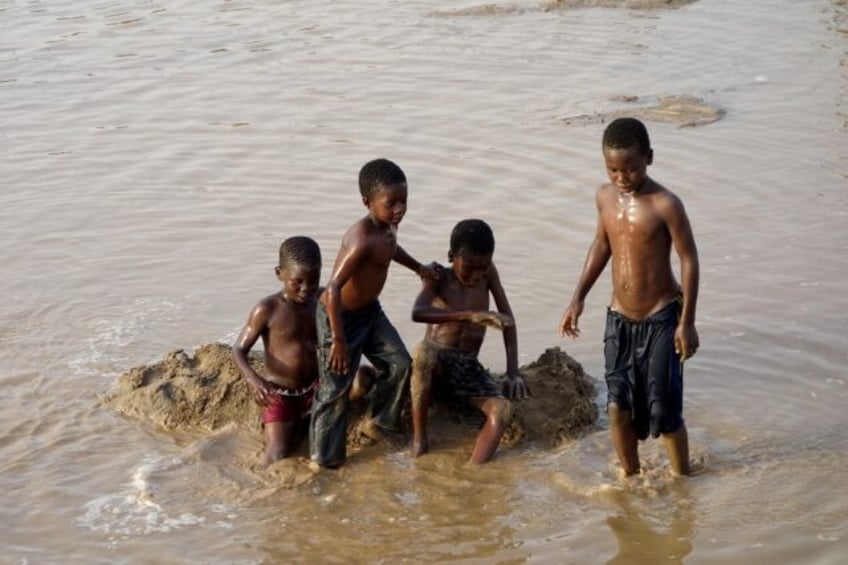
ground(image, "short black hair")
xmin=359 ymin=158 xmax=407 ymax=199
xmin=450 ymin=219 xmax=495 ymax=256
xmin=603 ymin=117 xmax=651 ymax=156
xmin=278 ymin=236 xmax=321 ymax=272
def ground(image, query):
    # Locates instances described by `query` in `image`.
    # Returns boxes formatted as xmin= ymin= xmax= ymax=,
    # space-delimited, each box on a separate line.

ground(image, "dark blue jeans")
xmin=309 ymin=300 xmax=411 ymax=467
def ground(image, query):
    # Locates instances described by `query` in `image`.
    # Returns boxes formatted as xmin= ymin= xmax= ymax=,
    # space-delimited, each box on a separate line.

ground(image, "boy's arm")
xmin=560 ymin=189 xmax=611 ymax=338
xmin=232 ymin=301 xmax=275 ymax=406
xmin=394 ymin=244 xmax=441 ymax=279
xmin=489 ymin=264 xmax=529 ymax=399
xmin=324 ymin=239 xmax=367 ymax=375
xmin=412 ymin=277 xmax=510 ymax=329
xmin=663 ymin=194 xmax=700 ymax=360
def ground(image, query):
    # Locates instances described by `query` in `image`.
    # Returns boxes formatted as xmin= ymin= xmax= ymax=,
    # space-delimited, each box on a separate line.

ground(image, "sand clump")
xmin=101 ymin=343 xmax=263 ymax=432
xmin=101 ymin=343 xmax=598 ymax=450
xmin=431 ymin=0 xmax=698 ymax=17
xmin=561 ymin=94 xmax=725 ymax=128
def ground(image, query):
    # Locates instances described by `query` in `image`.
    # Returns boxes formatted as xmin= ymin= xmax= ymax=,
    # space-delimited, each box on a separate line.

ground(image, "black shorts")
xmin=422 ymin=342 xmax=504 ymax=401
xmin=604 ymin=299 xmax=684 ymax=440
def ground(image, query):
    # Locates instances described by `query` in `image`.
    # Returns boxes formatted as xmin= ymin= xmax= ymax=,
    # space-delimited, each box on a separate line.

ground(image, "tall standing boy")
xmin=560 ymin=118 xmax=700 ymax=476
xmin=310 ymin=158 xmax=438 ymax=468
xmin=410 ymin=219 xmax=528 ymax=464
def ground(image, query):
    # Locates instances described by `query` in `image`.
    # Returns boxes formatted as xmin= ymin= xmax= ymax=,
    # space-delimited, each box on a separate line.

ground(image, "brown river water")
xmin=2 ymin=0 xmax=846 ymax=563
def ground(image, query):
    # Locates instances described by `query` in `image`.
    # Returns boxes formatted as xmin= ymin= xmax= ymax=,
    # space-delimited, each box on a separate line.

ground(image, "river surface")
xmin=1 ymin=0 xmax=846 ymax=563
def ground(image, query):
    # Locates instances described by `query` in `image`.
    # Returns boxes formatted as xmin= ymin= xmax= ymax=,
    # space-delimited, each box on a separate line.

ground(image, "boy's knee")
xmin=265 ymin=438 xmax=291 ymax=463
xmin=483 ymin=398 xmax=511 ymax=426
xmin=497 ymin=399 xmax=513 ymax=426
xmin=411 ymin=342 xmax=436 ymax=381
xmin=607 ymin=402 xmax=631 ymax=426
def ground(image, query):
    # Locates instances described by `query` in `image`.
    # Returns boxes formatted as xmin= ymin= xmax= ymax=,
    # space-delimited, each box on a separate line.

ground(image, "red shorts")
xmin=262 ymin=382 xmax=316 ymax=425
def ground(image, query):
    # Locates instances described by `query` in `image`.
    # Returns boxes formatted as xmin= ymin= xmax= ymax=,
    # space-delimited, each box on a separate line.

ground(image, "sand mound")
xmin=562 ymin=94 xmax=725 ymax=128
xmin=101 ymin=343 xmax=263 ymax=431
xmin=503 ymin=347 xmax=599 ymax=447
xmin=101 ymin=344 xmax=598 ymax=449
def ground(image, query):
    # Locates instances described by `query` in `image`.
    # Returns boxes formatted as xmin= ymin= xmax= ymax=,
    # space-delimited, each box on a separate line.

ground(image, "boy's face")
xmin=603 ymin=145 xmax=653 ymax=194
xmin=451 ymin=251 xmax=492 ymax=287
xmin=276 ymin=263 xmax=321 ymax=304
xmin=364 ymin=182 xmax=408 ymax=227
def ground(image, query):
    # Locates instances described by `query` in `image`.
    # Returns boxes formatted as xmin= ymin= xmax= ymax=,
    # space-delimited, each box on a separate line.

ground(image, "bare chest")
xmin=266 ymin=305 xmax=316 ymax=343
xmin=436 ymin=279 xmax=489 ymax=311
xmin=603 ymin=196 xmax=667 ymax=242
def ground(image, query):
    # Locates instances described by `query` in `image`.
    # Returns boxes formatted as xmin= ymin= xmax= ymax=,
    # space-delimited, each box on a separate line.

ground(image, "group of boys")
xmin=233 ymin=117 xmax=700 ymax=476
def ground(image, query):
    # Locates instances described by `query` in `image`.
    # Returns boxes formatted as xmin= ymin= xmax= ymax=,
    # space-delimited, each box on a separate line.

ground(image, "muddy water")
xmin=1 ymin=0 xmax=846 ymax=563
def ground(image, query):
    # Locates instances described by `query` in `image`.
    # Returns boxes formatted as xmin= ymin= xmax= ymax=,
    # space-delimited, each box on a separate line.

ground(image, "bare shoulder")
xmin=486 ymin=261 xmax=504 ymax=287
xmin=246 ymin=292 xmax=283 ymax=325
xmin=595 ymin=182 xmax=617 ymax=207
xmin=651 ymin=182 xmax=687 ymax=217
xmin=343 ymin=215 xmax=383 ymax=251
xmin=332 ymin=218 xmax=373 ymax=269
xmin=342 ymin=216 xmax=371 ymax=243
xmin=257 ymin=292 xmax=287 ymax=315
xmin=488 ymin=261 xmax=511 ymax=291
xmin=429 ymin=269 xmax=456 ymax=299
xmin=431 ymin=270 xmax=470 ymax=306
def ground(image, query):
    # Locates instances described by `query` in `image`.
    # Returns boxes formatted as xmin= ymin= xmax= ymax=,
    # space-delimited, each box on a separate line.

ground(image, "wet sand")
xmin=102 ymin=343 xmax=599 ymax=451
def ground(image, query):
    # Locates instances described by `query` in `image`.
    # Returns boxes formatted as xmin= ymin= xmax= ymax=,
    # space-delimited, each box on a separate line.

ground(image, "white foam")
xmin=76 ymin=454 xmax=205 ymax=538
xmin=68 ymin=298 xmax=186 ymax=378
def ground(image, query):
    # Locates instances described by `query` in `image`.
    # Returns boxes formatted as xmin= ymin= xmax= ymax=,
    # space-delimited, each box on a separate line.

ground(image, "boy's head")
xmin=602 ymin=117 xmax=653 ymax=193
xmin=359 ymin=158 xmax=409 ymax=227
xmin=602 ymin=117 xmax=652 ymax=156
xmin=359 ymin=158 xmax=407 ymax=200
xmin=276 ymin=236 xmax=321 ymax=304
xmin=449 ymin=219 xmax=495 ymax=286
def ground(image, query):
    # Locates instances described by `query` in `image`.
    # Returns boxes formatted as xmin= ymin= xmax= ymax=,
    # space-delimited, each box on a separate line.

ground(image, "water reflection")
xmin=604 ymin=482 xmax=695 ymax=565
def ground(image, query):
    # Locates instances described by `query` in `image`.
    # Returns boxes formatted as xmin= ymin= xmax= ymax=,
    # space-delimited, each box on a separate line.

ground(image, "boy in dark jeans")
xmin=310 ymin=158 xmax=439 ymax=468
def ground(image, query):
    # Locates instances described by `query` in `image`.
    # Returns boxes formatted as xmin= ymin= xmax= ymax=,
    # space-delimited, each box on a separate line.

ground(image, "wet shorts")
xmin=262 ymin=382 xmax=316 ymax=425
xmin=604 ymin=299 xmax=684 ymax=440
xmin=422 ymin=342 xmax=504 ymax=401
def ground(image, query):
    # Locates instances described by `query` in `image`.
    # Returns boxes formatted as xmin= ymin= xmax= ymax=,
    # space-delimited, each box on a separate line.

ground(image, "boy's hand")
xmin=674 ymin=322 xmax=699 ymax=361
xmin=418 ymin=262 xmax=444 ymax=280
xmin=248 ymin=377 xmax=277 ymax=407
xmin=328 ymin=336 xmax=350 ymax=375
xmin=502 ymin=372 xmax=530 ymax=400
xmin=470 ymin=311 xmax=514 ymax=330
xmin=559 ymin=300 xmax=584 ymax=338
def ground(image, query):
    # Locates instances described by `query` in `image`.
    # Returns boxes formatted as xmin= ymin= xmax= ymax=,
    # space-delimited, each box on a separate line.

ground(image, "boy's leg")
xmin=361 ymin=306 xmax=411 ymax=434
xmin=645 ymin=304 xmax=689 ymax=475
xmin=262 ymin=421 xmax=296 ymax=467
xmin=468 ymin=397 xmax=511 ymax=464
xmin=309 ymin=303 xmax=363 ymax=468
xmin=349 ymin=365 xmax=376 ymax=402
xmin=662 ymin=424 xmax=690 ymax=476
xmin=604 ymin=309 xmax=642 ymax=476
xmin=261 ymin=395 xmax=300 ymax=466
xmin=310 ymin=367 xmax=357 ymax=467
xmin=410 ymin=342 xmax=437 ymax=457
xmin=608 ymin=402 xmax=640 ymax=476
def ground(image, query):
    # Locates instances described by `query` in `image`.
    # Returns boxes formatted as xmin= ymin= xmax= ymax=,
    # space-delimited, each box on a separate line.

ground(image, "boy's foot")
xmin=410 ymin=440 xmax=428 ymax=458
xmin=359 ymin=418 xmax=405 ymax=448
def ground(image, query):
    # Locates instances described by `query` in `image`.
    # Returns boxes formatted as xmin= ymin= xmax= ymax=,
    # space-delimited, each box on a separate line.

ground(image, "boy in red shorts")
xmin=233 ymin=236 xmax=324 ymax=467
